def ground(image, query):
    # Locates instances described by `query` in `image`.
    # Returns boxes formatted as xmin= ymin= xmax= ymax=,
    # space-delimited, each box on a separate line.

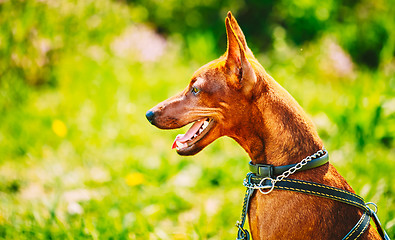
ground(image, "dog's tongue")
xmin=171 ymin=119 xmax=205 ymax=149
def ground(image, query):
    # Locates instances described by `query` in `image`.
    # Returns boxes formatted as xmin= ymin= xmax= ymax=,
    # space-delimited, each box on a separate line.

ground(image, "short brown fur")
xmin=147 ymin=11 xmax=380 ymax=239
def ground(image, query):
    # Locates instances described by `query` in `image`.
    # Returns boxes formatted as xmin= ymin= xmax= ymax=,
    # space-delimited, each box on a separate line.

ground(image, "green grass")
xmin=0 ymin=0 xmax=394 ymax=239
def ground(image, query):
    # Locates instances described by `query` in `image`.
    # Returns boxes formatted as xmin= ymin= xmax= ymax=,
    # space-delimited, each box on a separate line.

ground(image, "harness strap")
xmin=237 ymin=175 xmax=391 ymax=240
xmin=370 ymin=208 xmax=391 ymax=240
xmin=250 ymin=177 xmax=370 ymax=213
xmin=236 ymin=187 xmax=254 ymax=240
xmin=342 ymin=211 xmax=371 ymax=240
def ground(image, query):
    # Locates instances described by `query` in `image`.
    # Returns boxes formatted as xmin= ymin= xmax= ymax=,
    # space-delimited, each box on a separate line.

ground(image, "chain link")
xmin=244 ymin=149 xmax=326 ymax=194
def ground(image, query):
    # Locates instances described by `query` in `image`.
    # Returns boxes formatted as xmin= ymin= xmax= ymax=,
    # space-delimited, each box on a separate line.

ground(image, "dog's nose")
xmin=145 ymin=110 xmax=155 ymax=124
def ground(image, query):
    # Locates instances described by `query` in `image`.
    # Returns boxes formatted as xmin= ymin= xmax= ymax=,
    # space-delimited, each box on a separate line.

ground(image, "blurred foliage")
xmin=127 ymin=0 xmax=394 ymax=69
xmin=0 ymin=0 xmax=394 ymax=239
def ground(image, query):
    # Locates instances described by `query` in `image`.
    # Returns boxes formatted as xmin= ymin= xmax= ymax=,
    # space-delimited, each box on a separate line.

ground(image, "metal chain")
xmin=244 ymin=149 xmax=326 ymax=194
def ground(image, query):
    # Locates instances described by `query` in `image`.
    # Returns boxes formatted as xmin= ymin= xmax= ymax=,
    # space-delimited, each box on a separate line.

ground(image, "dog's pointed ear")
xmin=225 ymin=16 xmax=241 ymax=68
xmin=227 ymin=11 xmax=254 ymax=59
xmin=225 ymin=15 xmax=256 ymax=98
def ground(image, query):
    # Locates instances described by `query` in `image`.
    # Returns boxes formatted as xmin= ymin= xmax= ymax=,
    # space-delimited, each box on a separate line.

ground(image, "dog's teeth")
xmin=198 ymin=128 xmax=203 ymax=134
xmin=176 ymin=141 xmax=184 ymax=149
xmin=202 ymin=121 xmax=209 ymax=129
xmin=175 ymin=141 xmax=188 ymax=150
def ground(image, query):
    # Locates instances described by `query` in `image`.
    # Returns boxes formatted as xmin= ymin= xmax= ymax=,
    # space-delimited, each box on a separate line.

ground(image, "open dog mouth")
xmin=171 ymin=118 xmax=214 ymax=151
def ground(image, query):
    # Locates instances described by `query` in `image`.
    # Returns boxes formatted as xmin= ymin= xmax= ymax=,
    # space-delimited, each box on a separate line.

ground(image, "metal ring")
xmin=366 ymin=202 xmax=378 ymax=214
xmin=258 ymin=177 xmax=275 ymax=195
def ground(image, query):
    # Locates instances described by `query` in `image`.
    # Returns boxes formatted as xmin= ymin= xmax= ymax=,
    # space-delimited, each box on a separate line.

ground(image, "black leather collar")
xmin=248 ymin=151 xmax=329 ymax=178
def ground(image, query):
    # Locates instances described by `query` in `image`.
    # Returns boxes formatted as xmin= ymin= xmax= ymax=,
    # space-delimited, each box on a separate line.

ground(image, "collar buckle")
xmin=249 ymin=162 xmax=274 ymax=178
xmin=257 ymin=164 xmax=274 ymax=178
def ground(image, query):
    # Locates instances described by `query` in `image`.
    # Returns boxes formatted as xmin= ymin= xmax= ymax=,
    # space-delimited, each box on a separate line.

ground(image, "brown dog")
xmin=146 ymin=12 xmax=381 ymax=239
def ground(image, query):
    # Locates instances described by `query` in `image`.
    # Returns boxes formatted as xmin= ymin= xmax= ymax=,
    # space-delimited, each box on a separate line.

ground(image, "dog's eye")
xmin=191 ymin=87 xmax=200 ymax=95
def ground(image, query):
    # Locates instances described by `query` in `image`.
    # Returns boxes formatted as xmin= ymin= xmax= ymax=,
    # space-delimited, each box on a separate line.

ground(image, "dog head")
xmin=146 ymin=12 xmax=263 ymax=155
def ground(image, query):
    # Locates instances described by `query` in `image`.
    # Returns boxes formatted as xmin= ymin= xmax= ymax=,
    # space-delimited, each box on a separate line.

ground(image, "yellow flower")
xmin=173 ymin=233 xmax=188 ymax=240
xmin=0 ymin=214 xmax=5 ymax=224
xmin=125 ymin=172 xmax=145 ymax=187
xmin=52 ymin=119 xmax=67 ymax=137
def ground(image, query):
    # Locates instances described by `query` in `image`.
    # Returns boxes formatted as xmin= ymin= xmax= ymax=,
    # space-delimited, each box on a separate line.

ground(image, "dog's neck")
xmin=231 ymin=71 xmax=324 ymax=166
